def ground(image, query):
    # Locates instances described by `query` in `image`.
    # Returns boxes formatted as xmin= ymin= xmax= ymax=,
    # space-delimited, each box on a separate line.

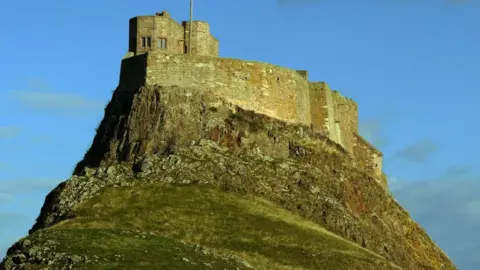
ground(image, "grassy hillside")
xmin=7 ymin=183 xmax=400 ymax=269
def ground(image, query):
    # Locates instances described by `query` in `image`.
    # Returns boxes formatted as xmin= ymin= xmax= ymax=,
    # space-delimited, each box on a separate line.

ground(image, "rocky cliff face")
xmin=2 ymin=85 xmax=456 ymax=269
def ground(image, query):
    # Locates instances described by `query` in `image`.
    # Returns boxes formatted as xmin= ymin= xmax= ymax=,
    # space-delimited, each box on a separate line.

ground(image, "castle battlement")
xmin=120 ymin=12 xmax=385 ymax=188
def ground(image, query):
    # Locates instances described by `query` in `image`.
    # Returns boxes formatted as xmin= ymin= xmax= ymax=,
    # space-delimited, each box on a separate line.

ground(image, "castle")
xmin=120 ymin=11 xmax=386 ymax=188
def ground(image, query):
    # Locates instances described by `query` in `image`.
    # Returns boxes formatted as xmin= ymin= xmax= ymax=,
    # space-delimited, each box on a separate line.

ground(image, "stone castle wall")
xmin=129 ymin=12 xmax=218 ymax=57
xmin=331 ymin=90 xmax=358 ymax=153
xmin=118 ymin=52 xmax=384 ymax=185
xmin=353 ymin=133 xmax=384 ymax=187
xmin=137 ymin=52 xmax=312 ymax=125
xmin=119 ymin=54 xmax=147 ymax=89
xmin=130 ymin=15 xmax=185 ymax=55
xmin=183 ymin=22 xmax=219 ymax=56
xmin=308 ymin=82 xmax=330 ymax=135
xmin=307 ymin=82 xmax=358 ymax=153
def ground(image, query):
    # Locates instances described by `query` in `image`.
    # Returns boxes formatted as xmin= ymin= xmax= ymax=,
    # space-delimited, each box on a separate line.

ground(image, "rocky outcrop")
xmin=2 ymin=85 xmax=456 ymax=269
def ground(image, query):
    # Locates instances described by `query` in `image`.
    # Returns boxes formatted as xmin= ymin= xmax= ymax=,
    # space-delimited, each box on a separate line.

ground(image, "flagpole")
xmin=189 ymin=0 xmax=193 ymax=54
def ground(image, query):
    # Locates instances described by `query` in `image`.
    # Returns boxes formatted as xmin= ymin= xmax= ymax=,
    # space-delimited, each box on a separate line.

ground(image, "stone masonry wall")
xmin=331 ymin=91 xmax=358 ymax=153
xmin=308 ymin=82 xmax=329 ymax=135
xmin=183 ymin=21 xmax=219 ymax=56
xmin=130 ymin=15 xmax=185 ymax=55
xmin=380 ymin=173 xmax=388 ymax=190
xmin=128 ymin=18 xmax=137 ymax=52
xmin=129 ymin=52 xmax=312 ymax=125
xmin=119 ymin=54 xmax=147 ymax=89
xmin=295 ymin=70 xmax=309 ymax=81
xmin=308 ymin=82 xmax=358 ymax=153
xmin=324 ymin=84 xmax=339 ymax=146
xmin=353 ymin=133 xmax=384 ymax=183
xmin=210 ymin=36 xmax=219 ymax=56
xmin=130 ymin=16 xmax=218 ymax=56
xmin=308 ymin=82 xmax=384 ymax=187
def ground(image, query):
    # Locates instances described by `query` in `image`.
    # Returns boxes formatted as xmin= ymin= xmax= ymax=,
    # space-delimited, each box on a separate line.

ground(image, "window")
xmin=158 ymin=38 xmax=167 ymax=49
xmin=141 ymin=37 xmax=152 ymax=48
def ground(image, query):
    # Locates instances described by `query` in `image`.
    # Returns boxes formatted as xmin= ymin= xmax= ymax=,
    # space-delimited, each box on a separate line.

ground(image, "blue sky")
xmin=0 ymin=0 xmax=479 ymax=268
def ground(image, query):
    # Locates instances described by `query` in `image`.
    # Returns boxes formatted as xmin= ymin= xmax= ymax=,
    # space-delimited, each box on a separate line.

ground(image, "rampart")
xmin=308 ymin=82 xmax=358 ymax=153
xmin=120 ymin=52 xmax=311 ymax=125
xmin=353 ymin=133 xmax=384 ymax=186
xmin=119 ymin=11 xmax=386 ymax=189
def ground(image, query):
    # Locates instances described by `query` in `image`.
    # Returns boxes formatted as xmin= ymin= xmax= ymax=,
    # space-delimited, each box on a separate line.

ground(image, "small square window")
xmin=141 ymin=37 xmax=152 ymax=48
xmin=158 ymin=38 xmax=167 ymax=49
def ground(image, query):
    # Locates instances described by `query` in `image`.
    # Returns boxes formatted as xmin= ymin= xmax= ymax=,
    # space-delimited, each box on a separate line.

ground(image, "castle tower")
xmin=127 ymin=11 xmax=218 ymax=57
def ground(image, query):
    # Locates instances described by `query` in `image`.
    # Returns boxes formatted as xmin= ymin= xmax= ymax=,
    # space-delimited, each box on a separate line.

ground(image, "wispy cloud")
xmin=394 ymin=140 xmax=439 ymax=163
xmin=277 ymin=0 xmax=318 ymax=6
xmin=0 ymin=213 xmax=29 ymax=233
xmin=450 ymin=0 xmax=469 ymax=4
xmin=0 ymin=212 xmax=31 ymax=260
xmin=277 ymin=0 xmax=470 ymax=6
xmin=29 ymin=135 xmax=52 ymax=143
xmin=0 ymin=126 xmax=21 ymax=139
xmin=8 ymin=78 xmax=105 ymax=114
xmin=26 ymin=77 xmax=52 ymax=90
xmin=444 ymin=166 xmax=471 ymax=176
xmin=0 ymin=192 xmax=13 ymax=203
xmin=0 ymin=179 xmax=60 ymax=195
xmin=10 ymin=90 xmax=104 ymax=111
xmin=391 ymin=169 xmax=480 ymax=269
xmin=0 ymin=178 xmax=59 ymax=259
xmin=359 ymin=120 xmax=387 ymax=149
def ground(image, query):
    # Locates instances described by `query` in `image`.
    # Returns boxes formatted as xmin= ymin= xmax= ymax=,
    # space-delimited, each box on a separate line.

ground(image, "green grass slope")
xmin=7 ymin=183 xmax=400 ymax=270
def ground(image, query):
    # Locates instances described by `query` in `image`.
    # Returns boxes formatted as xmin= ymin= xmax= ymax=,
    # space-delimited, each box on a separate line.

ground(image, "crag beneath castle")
xmin=123 ymin=11 xmax=385 ymax=188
